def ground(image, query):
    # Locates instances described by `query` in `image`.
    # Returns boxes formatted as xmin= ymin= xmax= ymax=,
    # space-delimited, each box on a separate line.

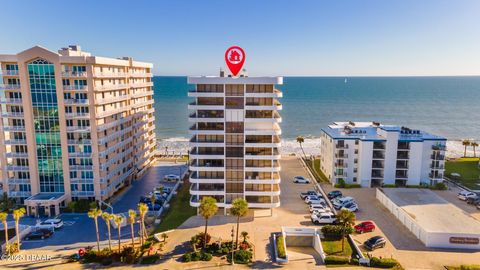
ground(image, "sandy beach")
xmin=156 ymin=137 xmax=472 ymax=159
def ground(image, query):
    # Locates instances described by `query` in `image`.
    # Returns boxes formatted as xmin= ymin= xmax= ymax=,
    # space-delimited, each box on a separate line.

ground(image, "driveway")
xmin=20 ymin=161 xmax=188 ymax=251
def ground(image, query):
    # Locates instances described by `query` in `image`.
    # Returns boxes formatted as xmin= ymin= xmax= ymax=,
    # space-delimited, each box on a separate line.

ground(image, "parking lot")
xmin=20 ymin=161 xmax=187 ymax=251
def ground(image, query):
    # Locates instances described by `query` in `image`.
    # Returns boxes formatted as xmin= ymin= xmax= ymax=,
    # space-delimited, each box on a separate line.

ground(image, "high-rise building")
xmin=0 ymin=45 xmax=156 ymax=216
xmin=320 ymin=121 xmax=446 ymax=187
xmin=188 ymin=71 xmax=283 ymax=213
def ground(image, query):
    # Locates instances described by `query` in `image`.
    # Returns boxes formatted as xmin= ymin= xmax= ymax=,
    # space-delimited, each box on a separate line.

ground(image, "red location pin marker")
xmin=225 ymin=46 xmax=245 ymax=77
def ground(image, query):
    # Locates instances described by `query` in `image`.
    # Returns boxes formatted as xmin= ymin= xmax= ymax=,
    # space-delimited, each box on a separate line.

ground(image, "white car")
xmin=333 ymin=196 xmax=356 ymax=209
xmin=309 ymin=203 xmax=328 ymax=213
xmin=39 ymin=219 xmax=64 ymax=229
xmin=458 ymin=191 xmax=477 ymax=201
xmin=312 ymin=208 xmax=334 ymax=215
xmin=341 ymin=202 xmax=359 ymax=212
xmin=305 ymin=195 xmax=324 ymax=204
xmin=293 ymin=176 xmax=310 ymax=184
xmin=164 ymin=174 xmax=180 ymax=181
xmin=311 ymin=212 xmax=337 ymax=224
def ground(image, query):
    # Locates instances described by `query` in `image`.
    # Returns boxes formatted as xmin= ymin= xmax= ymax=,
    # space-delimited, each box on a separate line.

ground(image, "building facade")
xmin=0 ymin=45 xmax=156 ymax=216
xmin=320 ymin=122 xmax=446 ymax=187
xmin=188 ymin=72 xmax=283 ymax=212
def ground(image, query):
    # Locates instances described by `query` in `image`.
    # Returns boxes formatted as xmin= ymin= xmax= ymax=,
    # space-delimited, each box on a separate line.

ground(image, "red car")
xmin=354 ymin=221 xmax=376 ymax=234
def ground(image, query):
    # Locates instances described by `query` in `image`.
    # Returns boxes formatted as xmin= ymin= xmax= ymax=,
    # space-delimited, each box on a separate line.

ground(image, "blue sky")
xmin=1 ymin=0 xmax=479 ymax=76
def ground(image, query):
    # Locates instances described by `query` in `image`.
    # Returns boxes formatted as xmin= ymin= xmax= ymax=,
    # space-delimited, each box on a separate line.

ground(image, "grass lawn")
xmin=322 ymin=238 xmax=353 ymax=257
xmin=312 ymin=158 xmax=329 ymax=182
xmin=445 ymin=157 xmax=480 ymax=190
xmin=152 ymin=179 xmax=196 ymax=234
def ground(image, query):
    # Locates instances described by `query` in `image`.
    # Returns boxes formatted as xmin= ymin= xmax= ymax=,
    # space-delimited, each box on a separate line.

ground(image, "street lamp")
xmin=231 ymin=226 xmax=235 ymax=265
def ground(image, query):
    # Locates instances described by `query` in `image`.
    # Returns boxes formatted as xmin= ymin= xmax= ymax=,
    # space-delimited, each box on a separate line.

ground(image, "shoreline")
xmin=155 ymin=137 xmax=474 ymax=159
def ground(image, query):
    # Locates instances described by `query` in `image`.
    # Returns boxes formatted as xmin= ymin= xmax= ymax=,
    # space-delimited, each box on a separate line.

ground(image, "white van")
xmin=309 ymin=203 xmax=328 ymax=213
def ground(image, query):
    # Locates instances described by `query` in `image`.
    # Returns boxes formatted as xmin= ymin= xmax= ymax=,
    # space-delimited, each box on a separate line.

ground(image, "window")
xmin=68 ymin=145 xmax=75 ymax=153
xmin=225 ymin=97 xmax=243 ymax=109
xmin=226 ymin=122 xmax=243 ymax=133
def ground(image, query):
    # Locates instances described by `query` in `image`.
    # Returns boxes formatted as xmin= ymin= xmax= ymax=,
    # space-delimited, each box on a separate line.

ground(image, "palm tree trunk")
xmin=204 ymin=219 xmax=208 ymax=248
xmin=474 ymin=146 xmax=477 ymax=158
xmin=95 ymin=218 xmax=100 ymax=251
xmin=15 ymin=220 xmax=19 ymax=251
xmin=140 ymin=217 xmax=144 ymax=246
xmin=130 ymin=223 xmax=135 ymax=248
xmin=3 ymin=222 xmax=8 ymax=251
xmin=235 ymin=216 xmax=240 ymax=249
xmin=118 ymin=226 xmax=121 ymax=251
xmin=464 ymin=146 xmax=467 ymax=157
xmin=300 ymin=144 xmax=307 ymax=159
xmin=107 ymin=224 xmax=111 ymax=250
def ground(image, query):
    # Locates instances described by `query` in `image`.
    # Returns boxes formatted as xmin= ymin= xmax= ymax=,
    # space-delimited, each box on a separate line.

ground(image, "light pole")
xmin=231 ymin=226 xmax=235 ymax=265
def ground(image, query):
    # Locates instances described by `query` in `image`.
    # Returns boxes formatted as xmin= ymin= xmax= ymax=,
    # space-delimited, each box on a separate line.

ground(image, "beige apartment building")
xmin=0 ymin=45 xmax=156 ymax=216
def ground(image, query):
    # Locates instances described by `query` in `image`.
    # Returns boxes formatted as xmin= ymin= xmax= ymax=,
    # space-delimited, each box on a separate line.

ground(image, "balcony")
xmin=96 ymin=95 xmax=129 ymax=105
xmin=96 ymin=105 xmax=131 ymax=118
xmin=245 ymin=195 xmax=281 ymax=208
xmin=189 ymin=161 xmax=225 ymax=172
xmin=245 ymin=162 xmax=281 ymax=172
xmin=190 ymin=184 xmax=225 ymax=196
xmin=62 ymin=71 xmax=87 ymax=77
xmin=395 ymin=172 xmax=408 ymax=179
xmin=372 ymin=161 xmax=384 ymax=169
xmin=5 ymin=152 xmax=28 ymax=158
xmin=0 ymin=84 xmax=21 ymax=90
xmin=1 ymin=126 xmax=25 ymax=132
xmin=130 ymin=82 xmax=154 ymax=88
xmin=66 ymin=126 xmax=91 ymax=132
xmin=188 ymin=112 xmax=224 ymax=123
xmin=245 ymin=149 xmax=281 ymax=160
xmin=371 ymin=172 xmax=384 ymax=179
xmin=245 ymin=124 xmax=281 ymax=136
xmin=5 ymin=165 xmax=29 ymax=171
xmin=373 ymin=151 xmax=385 ymax=159
xmin=4 ymin=139 xmax=27 ymax=145
xmin=1 ymin=111 xmax=24 ymax=118
xmin=335 ymin=143 xmax=348 ymax=149
xmin=190 ymin=195 xmax=225 ymax=207
xmin=189 ymin=123 xmax=224 ymax=135
xmin=429 ymin=173 xmax=444 ymax=179
xmin=397 ymin=142 xmax=410 ymax=150
xmin=0 ymin=98 xmax=22 ymax=104
xmin=430 ymin=164 xmax=445 ymax=170
xmin=64 ymin=98 xmax=89 ymax=105
xmin=373 ymin=142 xmax=386 ymax=150
xmin=94 ymin=84 xmax=129 ymax=91
xmin=1 ymin=70 xmax=19 ymax=76
xmin=72 ymin=191 xmax=95 ymax=197
xmin=98 ymin=126 xmax=133 ymax=144
xmin=94 ymin=71 xmax=127 ymax=78
xmin=245 ymin=89 xmax=283 ymax=98
xmin=131 ymin=99 xmax=154 ymax=109
xmin=245 ymin=100 xmax=282 ymax=111
xmin=245 ymin=111 xmax=282 ymax=123
xmin=188 ymin=101 xmax=224 ymax=110
xmin=335 ymin=162 xmax=348 ymax=168
xmin=65 ymin=112 xmax=90 ymax=119
xmin=432 ymin=144 xmax=447 ymax=151
xmin=431 ymin=154 xmax=445 ymax=160
xmin=190 ymin=173 xmax=225 ymax=184
xmin=63 ymin=85 xmax=88 ymax=91
xmin=129 ymin=72 xmax=153 ymax=78
xmin=190 ymin=148 xmax=225 ymax=159
xmin=188 ymin=89 xmax=224 ymax=98
xmin=335 ymin=153 xmax=348 ymax=159
xmin=67 ymin=139 xmax=91 ymax=145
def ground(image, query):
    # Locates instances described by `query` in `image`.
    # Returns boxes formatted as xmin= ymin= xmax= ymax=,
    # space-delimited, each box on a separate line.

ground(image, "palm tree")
xmin=137 ymin=203 xmax=148 ymax=246
xmin=0 ymin=212 xmax=9 ymax=252
xmin=296 ymin=136 xmax=307 ymax=158
xmin=113 ymin=214 xmax=124 ymax=251
xmin=128 ymin=209 xmax=137 ymax=249
xmin=12 ymin=208 xmax=25 ymax=251
xmin=198 ymin=196 xmax=218 ymax=248
xmin=102 ymin=212 xmax=113 ymax=250
xmin=462 ymin=139 xmax=471 ymax=157
xmin=336 ymin=209 xmax=356 ymax=251
xmin=471 ymin=141 xmax=479 ymax=158
xmin=161 ymin=232 xmax=168 ymax=242
xmin=88 ymin=208 xmax=103 ymax=251
xmin=241 ymin=231 xmax=249 ymax=243
xmin=230 ymin=198 xmax=248 ymax=248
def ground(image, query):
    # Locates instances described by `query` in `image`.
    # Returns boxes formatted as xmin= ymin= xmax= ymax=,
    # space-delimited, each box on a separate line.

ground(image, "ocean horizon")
xmin=152 ymin=76 xmax=480 ymax=157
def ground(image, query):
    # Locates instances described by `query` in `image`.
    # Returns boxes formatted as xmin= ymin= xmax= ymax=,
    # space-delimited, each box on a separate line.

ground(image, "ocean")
xmin=152 ymin=76 xmax=480 ymax=157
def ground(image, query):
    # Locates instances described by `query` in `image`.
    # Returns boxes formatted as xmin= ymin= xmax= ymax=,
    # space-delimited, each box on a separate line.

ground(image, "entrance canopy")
xmin=25 ymin=193 xmax=66 ymax=217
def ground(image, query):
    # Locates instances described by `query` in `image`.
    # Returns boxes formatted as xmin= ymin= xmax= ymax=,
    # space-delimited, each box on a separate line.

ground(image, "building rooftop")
xmin=383 ymin=188 xmax=480 ymax=234
xmin=322 ymin=121 xmax=446 ymax=142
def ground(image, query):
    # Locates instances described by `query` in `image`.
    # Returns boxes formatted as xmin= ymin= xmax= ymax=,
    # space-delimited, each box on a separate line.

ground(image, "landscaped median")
xmin=445 ymin=157 xmax=480 ymax=190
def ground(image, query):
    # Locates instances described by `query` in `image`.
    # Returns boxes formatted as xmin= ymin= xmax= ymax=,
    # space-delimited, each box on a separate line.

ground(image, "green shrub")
xmin=350 ymin=257 xmax=359 ymax=265
xmin=232 ymin=249 xmax=252 ymax=264
xmin=142 ymin=240 xmax=153 ymax=250
xmin=431 ymin=182 xmax=448 ymax=190
xmin=182 ymin=251 xmax=212 ymax=262
xmin=196 ymin=232 xmax=211 ymax=247
xmin=460 ymin=265 xmax=480 ymax=270
xmin=140 ymin=254 xmax=160 ymax=264
xmin=321 ymin=225 xmax=343 ymax=239
xmin=370 ymin=257 xmax=401 ymax=268
xmin=324 ymin=255 xmax=349 ymax=265
xmin=201 ymin=252 xmax=212 ymax=261
xmin=183 ymin=253 xmax=192 ymax=262
xmin=336 ymin=179 xmax=346 ymax=188
xmin=276 ymin=235 xmax=286 ymax=258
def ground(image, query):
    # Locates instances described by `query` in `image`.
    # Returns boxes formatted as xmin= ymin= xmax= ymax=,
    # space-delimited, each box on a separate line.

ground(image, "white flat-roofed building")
xmin=320 ymin=121 xmax=446 ymax=187
xmin=188 ymin=71 xmax=283 ymax=212
xmin=0 ymin=45 xmax=156 ymax=216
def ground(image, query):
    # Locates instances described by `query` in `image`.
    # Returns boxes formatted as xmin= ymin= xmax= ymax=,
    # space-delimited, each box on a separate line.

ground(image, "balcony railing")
xmin=432 ymin=145 xmax=447 ymax=151
xmin=0 ymin=98 xmax=22 ymax=104
xmin=1 ymin=112 xmax=24 ymax=118
xmin=336 ymin=144 xmax=348 ymax=149
xmin=63 ymin=85 xmax=88 ymax=91
xmin=1 ymin=84 xmax=21 ymax=90
xmin=429 ymin=173 xmax=444 ymax=179
xmin=1 ymin=70 xmax=19 ymax=76
xmin=62 ymin=71 xmax=87 ymax=77
xmin=64 ymin=98 xmax=89 ymax=105
xmin=431 ymin=154 xmax=445 ymax=160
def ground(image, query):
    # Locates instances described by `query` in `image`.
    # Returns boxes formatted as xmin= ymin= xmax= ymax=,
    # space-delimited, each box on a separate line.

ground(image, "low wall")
xmin=376 ymin=188 xmax=480 ymax=250
xmin=1 ymin=223 xmax=31 ymax=252
xmin=281 ymin=227 xmax=326 ymax=263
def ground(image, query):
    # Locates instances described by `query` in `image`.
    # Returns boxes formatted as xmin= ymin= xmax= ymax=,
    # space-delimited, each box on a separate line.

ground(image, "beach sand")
xmin=156 ymin=137 xmax=472 ymax=159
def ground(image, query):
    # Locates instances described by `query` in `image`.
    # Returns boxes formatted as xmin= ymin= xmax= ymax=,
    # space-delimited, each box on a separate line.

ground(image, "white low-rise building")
xmin=320 ymin=121 xmax=446 ymax=187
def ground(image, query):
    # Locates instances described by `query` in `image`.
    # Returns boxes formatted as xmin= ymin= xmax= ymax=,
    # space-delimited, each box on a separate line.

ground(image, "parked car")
xmin=477 ymin=202 xmax=480 ymax=210
xmin=305 ymin=196 xmax=326 ymax=205
xmin=24 ymin=229 xmax=53 ymax=240
xmin=466 ymin=197 xmax=480 ymax=205
xmin=354 ymin=221 xmax=376 ymax=234
xmin=364 ymin=236 xmax=386 ymax=250
xmin=458 ymin=190 xmax=477 ymax=201
xmin=300 ymin=190 xmax=319 ymax=200
xmin=309 ymin=203 xmax=328 ymax=213
xmin=327 ymin=190 xmax=343 ymax=200
xmin=163 ymin=187 xmax=173 ymax=194
xmin=312 ymin=209 xmax=334 ymax=216
xmin=293 ymin=176 xmax=310 ymax=184
xmin=164 ymin=174 xmax=180 ymax=181
xmin=304 ymin=195 xmax=321 ymax=203
xmin=146 ymin=202 xmax=161 ymax=211
xmin=139 ymin=196 xmax=165 ymax=205
xmin=39 ymin=218 xmax=64 ymax=229
xmin=311 ymin=212 xmax=337 ymax=224
xmin=341 ymin=202 xmax=359 ymax=212
xmin=332 ymin=196 xmax=356 ymax=209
